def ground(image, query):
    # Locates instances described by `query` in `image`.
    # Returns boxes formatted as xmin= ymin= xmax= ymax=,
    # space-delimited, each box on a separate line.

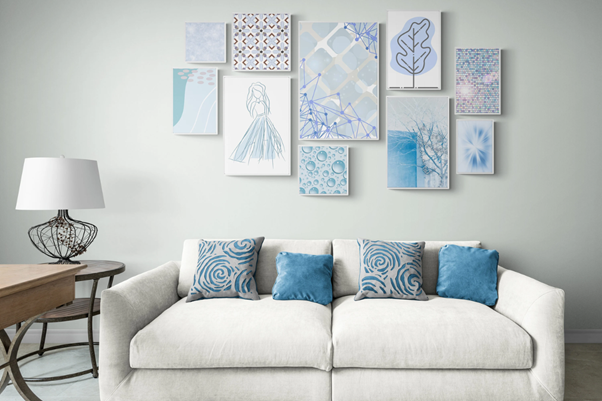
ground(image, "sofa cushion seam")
xmin=519 ymin=289 xmax=557 ymax=326
xmin=107 ymin=369 xmax=135 ymax=401
xmin=528 ymin=369 xmax=560 ymax=401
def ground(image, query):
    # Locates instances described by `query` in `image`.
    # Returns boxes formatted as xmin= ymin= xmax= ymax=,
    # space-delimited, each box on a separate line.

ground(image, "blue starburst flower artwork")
xmin=299 ymin=22 xmax=378 ymax=140
xmin=299 ymin=146 xmax=348 ymax=196
xmin=456 ymin=120 xmax=494 ymax=174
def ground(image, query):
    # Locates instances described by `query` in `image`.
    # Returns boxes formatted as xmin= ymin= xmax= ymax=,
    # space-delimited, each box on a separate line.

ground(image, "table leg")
xmin=88 ymin=279 xmax=99 ymax=378
xmin=6 ymin=315 xmax=44 ymax=401
xmin=0 ymin=329 xmax=11 ymax=394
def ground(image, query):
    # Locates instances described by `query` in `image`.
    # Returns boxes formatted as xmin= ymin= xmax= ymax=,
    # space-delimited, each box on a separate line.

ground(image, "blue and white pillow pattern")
xmin=355 ymin=239 xmax=428 ymax=301
xmin=187 ymin=237 xmax=264 ymax=302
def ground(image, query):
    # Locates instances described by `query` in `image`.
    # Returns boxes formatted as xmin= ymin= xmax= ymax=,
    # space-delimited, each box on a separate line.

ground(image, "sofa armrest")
xmin=494 ymin=266 xmax=565 ymax=401
xmin=99 ymin=261 xmax=181 ymax=401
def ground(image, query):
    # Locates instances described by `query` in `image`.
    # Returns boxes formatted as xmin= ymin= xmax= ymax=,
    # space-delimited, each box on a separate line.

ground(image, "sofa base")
xmin=106 ymin=368 xmax=331 ymax=401
xmin=333 ymin=368 xmax=558 ymax=401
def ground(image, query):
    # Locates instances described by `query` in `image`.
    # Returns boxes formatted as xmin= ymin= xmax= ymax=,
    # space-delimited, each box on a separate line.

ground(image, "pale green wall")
xmin=1 ymin=0 xmax=600 ymax=331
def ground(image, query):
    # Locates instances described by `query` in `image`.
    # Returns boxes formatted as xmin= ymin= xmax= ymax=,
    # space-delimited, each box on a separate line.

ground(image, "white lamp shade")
xmin=16 ymin=158 xmax=105 ymax=210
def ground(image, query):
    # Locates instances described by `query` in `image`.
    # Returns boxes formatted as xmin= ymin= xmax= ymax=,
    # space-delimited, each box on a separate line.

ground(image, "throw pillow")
xmin=436 ymin=244 xmax=499 ymax=306
xmin=272 ymin=252 xmax=333 ymax=305
xmin=355 ymin=239 xmax=428 ymax=301
xmin=186 ymin=237 xmax=264 ymax=302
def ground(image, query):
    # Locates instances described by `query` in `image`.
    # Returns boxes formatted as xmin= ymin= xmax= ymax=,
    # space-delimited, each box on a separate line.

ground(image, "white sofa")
xmin=99 ymin=240 xmax=565 ymax=401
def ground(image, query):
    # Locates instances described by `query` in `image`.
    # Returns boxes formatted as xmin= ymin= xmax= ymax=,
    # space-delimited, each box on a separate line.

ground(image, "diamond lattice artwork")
xmin=233 ymin=13 xmax=290 ymax=71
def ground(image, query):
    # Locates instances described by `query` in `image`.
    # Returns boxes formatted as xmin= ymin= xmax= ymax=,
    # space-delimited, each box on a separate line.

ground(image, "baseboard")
xmin=565 ymin=329 xmax=602 ymax=343
xmin=4 ymin=328 xmax=99 ymax=344
xmin=5 ymin=328 xmax=602 ymax=344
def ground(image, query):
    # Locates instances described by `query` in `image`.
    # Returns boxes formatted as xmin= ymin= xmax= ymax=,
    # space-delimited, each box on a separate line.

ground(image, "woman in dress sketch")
xmin=230 ymin=82 xmax=284 ymax=164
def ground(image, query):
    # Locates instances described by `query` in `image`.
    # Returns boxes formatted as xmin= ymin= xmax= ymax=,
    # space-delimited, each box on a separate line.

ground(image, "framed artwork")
xmin=456 ymin=120 xmax=494 ymax=174
xmin=299 ymin=22 xmax=378 ymax=140
xmin=233 ymin=13 xmax=290 ymax=71
xmin=185 ymin=22 xmax=226 ymax=63
xmin=387 ymin=11 xmax=441 ymax=90
xmin=299 ymin=146 xmax=348 ymax=196
xmin=173 ymin=68 xmax=217 ymax=135
xmin=387 ymin=97 xmax=449 ymax=189
xmin=223 ymin=77 xmax=291 ymax=176
xmin=455 ymin=48 xmax=501 ymax=115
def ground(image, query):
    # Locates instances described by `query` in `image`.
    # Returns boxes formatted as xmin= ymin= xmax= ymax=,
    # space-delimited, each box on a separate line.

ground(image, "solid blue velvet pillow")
xmin=272 ymin=252 xmax=333 ymax=305
xmin=437 ymin=244 xmax=499 ymax=306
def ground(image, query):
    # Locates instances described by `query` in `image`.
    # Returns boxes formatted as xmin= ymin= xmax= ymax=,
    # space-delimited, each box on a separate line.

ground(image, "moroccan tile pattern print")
xmin=233 ymin=13 xmax=290 ymax=71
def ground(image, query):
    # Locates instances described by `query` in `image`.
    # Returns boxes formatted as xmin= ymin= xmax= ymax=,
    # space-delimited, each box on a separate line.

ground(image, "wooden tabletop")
xmin=0 ymin=264 xmax=87 ymax=299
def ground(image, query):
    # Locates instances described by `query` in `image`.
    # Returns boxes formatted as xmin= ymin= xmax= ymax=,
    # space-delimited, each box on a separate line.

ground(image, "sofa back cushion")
xmin=332 ymin=240 xmax=482 ymax=297
xmin=178 ymin=239 xmax=332 ymax=297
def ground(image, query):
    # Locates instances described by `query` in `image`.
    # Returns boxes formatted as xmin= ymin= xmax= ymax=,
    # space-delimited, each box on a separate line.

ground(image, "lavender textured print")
xmin=185 ymin=23 xmax=226 ymax=63
xmin=233 ymin=13 xmax=290 ymax=71
xmin=455 ymin=48 xmax=501 ymax=114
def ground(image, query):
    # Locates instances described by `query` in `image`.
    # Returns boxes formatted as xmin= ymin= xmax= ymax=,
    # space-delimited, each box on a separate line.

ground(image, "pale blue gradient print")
xmin=173 ymin=68 xmax=217 ymax=134
xmin=185 ymin=22 xmax=225 ymax=63
xmin=457 ymin=120 xmax=494 ymax=174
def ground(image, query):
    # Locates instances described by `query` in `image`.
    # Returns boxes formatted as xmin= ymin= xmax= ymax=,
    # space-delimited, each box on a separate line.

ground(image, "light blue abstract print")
xmin=187 ymin=238 xmax=264 ymax=302
xmin=185 ymin=22 xmax=226 ymax=63
xmin=387 ymin=97 xmax=449 ymax=189
xmin=299 ymin=146 xmax=348 ymax=196
xmin=299 ymin=22 xmax=378 ymax=140
xmin=355 ymin=239 xmax=428 ymax=301
xmin=456 ymin=120 xmax=494 ymax=174
xmin=173 ymin=68 xmax=217 ymax=135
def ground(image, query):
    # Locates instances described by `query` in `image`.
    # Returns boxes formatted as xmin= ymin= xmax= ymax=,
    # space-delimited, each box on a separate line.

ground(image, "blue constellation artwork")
xmin=299 ymin=146 xmax=348 ymax=196
xmin=230 ymin=82 xmax=285 ymax=165
xmin=344 ymin=22 xmax=378 ymax=60
xmin=299 ymin=22 xmax=379 ymax=140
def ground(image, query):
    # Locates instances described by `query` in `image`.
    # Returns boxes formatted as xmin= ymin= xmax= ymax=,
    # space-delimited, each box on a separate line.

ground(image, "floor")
xmin=0 ymin=344 xmax=600 ymax=400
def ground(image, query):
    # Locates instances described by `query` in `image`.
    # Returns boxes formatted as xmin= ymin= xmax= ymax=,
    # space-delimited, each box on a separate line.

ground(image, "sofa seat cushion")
xmin=130 ymin=295 xmax=333 ymax=371
xmin=332 ymin=295 xmax=532 ymax=369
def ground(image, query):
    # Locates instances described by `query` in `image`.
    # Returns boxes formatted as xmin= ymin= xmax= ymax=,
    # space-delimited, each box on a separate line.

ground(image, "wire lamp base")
xmin=28 ymin=210 xmax=98 ymax=264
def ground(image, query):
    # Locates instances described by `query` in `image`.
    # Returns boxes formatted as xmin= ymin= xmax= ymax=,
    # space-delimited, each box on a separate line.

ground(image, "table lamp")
xmin=15 ymin=157 xmax=105 ymax=264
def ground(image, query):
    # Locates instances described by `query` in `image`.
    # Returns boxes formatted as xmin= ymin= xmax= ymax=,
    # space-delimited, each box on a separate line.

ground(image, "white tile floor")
xmin=1 ymin=344 xmax=99 ymax=401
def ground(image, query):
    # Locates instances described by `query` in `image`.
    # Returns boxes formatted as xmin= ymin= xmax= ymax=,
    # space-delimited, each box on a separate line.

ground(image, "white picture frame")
xmin=233 ymin=13 xmax=291 ymax=72
xmin=299 ymin=146 xmax=349 ymax=196
xmin=298 ymin=21 xmax=379 ymax=140
xmin=386 ymin=11 xmax=442 ymax=90
xmin=456 ymin=120 xmax=495 ymax=174
xmin=223 ymin=76 xmax=291 ymax=176
xmin=455 ymin=48 xmax=501 ymax=115
xmin=173 ymin=67 xmax=218 ymax=135
xmin=386 ymin=96 xmax=449 ymax=189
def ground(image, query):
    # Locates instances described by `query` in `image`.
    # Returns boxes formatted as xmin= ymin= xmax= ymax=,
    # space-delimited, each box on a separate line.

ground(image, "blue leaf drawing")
xmin=390 ymin=17 xmax=437 ymax=88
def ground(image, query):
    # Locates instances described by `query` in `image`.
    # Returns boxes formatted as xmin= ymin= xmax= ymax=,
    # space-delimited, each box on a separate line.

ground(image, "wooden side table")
xmin=0 ymin=263 xmax=86 ymax=401
xmin=16 ymin=260 xmax=125 ymax=381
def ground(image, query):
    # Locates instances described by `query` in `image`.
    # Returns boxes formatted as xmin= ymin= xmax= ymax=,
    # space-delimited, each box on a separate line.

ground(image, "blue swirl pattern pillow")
xmin=186 ymin=237 xmax=264 ymax=302
xmin=355 ymin=239 xmax=428 ymax=301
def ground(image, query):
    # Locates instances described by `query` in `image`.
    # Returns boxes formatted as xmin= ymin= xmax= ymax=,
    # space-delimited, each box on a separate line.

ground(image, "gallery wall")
xmin=0 ymin=0 xmax=601 ymax=332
